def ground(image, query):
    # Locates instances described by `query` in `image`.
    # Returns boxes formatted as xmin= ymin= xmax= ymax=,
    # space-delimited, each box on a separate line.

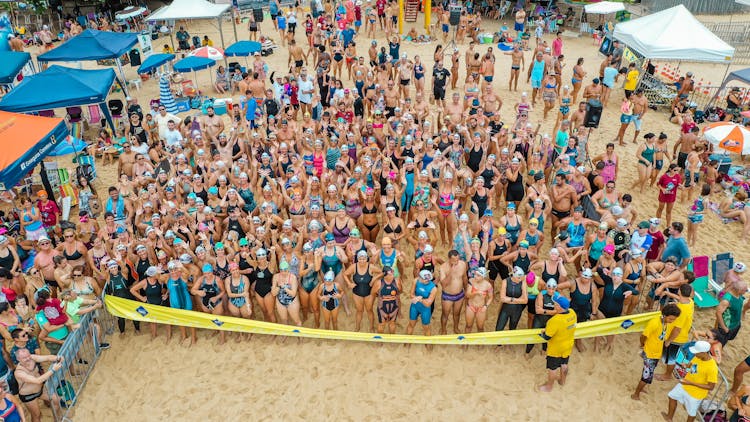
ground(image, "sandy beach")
xmin=30 ymin=9 xmax=750 ymax=421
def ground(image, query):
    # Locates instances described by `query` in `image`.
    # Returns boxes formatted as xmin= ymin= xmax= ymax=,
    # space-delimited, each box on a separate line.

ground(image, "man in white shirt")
xmin=153 ymin=104 xmax=181 ymax=140
xmin=298 ymin=70 xmax=315 ymax=115
xmin=164 ymin=120 xmax=184 ymax=149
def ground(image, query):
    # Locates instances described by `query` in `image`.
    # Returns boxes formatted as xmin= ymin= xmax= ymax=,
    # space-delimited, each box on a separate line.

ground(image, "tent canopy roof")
xmin=0 ymin=51 xmax=31 ymax=85
xmin=37 ymin=29 xmax=138 ymax=62
xmin=147 ymin=0 xmax=230 ymax=21
xmin=137 ymin=53 xmax=175 ymax=74
xmin=173 ymin=56 xmax=216 ymax=72
xmin=612 ymin=5 xmax=734 ymax=63
xmin=0 ymin=111 xmax=69 ymax=190
xmin=722 ymin=67 xmax=750 ymax=86
xmin=225 ymin=41 xmax=262 ymax=57
xmin=584 ymin=1 xmax=625 ymax=14
xmin=0 ymin=65 xmax=117 ymax=112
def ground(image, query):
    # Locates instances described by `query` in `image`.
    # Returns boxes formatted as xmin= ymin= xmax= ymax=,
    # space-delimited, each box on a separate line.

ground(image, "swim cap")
xmin=202 ymin=264 xmax=213 ymax=273
xmin=612 ymin=267 xmax=624 ymax=276
xmin=419 ymin=270 xmax=433 ymax=280
xmin=279 ymin=261 xmax=290 ymax=271
xmin=324 ymin=270 xmax=335 ymax=281
xmin=513 ymin=266 xmax=525 ymax=277
xmin=546 ymin=279 xmax=557 ymax=289
xmin=146 ymin=266 xmax=160 ymax=277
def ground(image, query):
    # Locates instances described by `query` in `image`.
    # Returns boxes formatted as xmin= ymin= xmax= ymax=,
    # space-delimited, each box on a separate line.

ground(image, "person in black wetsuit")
xmin=496 ymin=267 xmax=529 ymax=332
xmin=104 ymin=259 xmax=141 ymax=335
xmin=130 ymin=266 xmax=165 ymax=340
xmin=344 ymin=250 xmax=381 ymax=332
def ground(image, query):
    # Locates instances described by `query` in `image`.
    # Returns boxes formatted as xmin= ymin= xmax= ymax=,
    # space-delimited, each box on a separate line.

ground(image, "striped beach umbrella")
xmin=704 ymin=121 xmax=750 ymax=155
xmin=159 ymin=75 xmax=178 ymax=114
xmin=189 ymin=46 xmax=225 ymax=61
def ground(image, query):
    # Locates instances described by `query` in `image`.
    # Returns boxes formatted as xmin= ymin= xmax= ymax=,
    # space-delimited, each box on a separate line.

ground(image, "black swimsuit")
xmin=352 ymin=264 xmax=373 ymax=297
xmin=253 ymin=267 xmax=273 ymax=296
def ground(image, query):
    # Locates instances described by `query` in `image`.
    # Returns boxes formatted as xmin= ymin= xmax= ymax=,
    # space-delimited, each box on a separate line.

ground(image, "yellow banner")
xmin=104 ymin=295 xmax=658 ymax=345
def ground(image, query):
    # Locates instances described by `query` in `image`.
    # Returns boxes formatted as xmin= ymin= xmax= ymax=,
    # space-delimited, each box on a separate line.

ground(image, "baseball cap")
xmin=553 ymin=295 xmax=570 ymax=311
xmin=688 ymin=340 xmax=711 ymax=354
xmin=637 ymin=221 xmax=650 ymax=229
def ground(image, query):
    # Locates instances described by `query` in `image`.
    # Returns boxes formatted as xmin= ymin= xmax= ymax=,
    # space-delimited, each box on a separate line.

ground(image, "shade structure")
xmin=137 ymin=53 xmax=175 ymax=74
xmin=0 ymin=65 xmax=118 ymax=132
xmin=189 ymin=46 xmax=225 ymax=60
xmin=224 ymin=41 xmax=262 ymax=57
xmin=584 ymin=1 xmax=625 ymax=14
xmin=0 ymin=111 xmax=70 ymax=190
xmin=147 ymin=0 xmax=230 ymax=21
xmin=37 ymin=29 xmax=138 ymax=62
xmin=0 ymin=51 xmax=31 ymax=84
xmin=704 ymin=122 xmax=750 ymax=155
xmin=612 ymin=5 xmax=734 ymax=63
xmin=115 ymin=6 xmax=148 ymax=20
xmin=173 ymin=56 xmax=216 ymax=73
xmin=159 ymin=75 xmax=179 ymax=114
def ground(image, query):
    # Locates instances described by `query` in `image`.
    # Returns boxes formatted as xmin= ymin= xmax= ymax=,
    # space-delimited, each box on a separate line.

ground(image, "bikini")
xmin=467 ymin=282 xmax=492 ymax=314
xmin=362 ymin=202 xmax=379 ymax=231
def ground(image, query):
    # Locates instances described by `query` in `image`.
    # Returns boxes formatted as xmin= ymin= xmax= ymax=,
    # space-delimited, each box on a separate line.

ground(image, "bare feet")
xmin=655 ymin=373 xmax=672 ymax=381
xmin=538 ymin=383 xmax=552 ymax=392
xmin=661 ymin=411 xmax=672 ymax=421
xmin=631 ymin=393 xmax=640 ymax=401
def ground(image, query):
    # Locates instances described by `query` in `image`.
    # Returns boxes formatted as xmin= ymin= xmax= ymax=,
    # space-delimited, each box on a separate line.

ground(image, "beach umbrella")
xmin=189 ymin=46 xmax=225 ymax=61
xmin=173 ymin=56 xmax=216 ymax=88
xmin=115 ymin=6 xmax=148 ymax=20
xmin=704 ymin=121 xmax=750 ymax=155
xmin=159 ymin=75 xmax=179 ymax=114
xmin=224 ymin=41 xmax=262 ymax=57
xmin=138 ymin=53 xmax=175 ymax=74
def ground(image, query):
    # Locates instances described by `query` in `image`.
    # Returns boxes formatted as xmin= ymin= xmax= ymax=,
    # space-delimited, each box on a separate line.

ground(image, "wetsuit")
xmin=495 ymin=277 xmax=525 ymax=331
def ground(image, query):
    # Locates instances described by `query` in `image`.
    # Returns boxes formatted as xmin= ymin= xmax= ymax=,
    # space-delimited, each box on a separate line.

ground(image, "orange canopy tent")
xmin=0 ymin=111 xmax=69 ymax=190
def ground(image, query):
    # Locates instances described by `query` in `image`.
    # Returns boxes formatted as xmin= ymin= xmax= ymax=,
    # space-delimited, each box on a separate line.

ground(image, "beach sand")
xmin=34 ymin=11 xmax=750 ymax=422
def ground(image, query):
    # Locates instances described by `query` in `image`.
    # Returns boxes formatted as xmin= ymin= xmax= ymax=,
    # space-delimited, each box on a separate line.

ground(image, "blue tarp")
xmin=37 ymin=29 xmax=138 ymax=62
xmin=173 ymin=56 xmax=215 ymax=72
xmin=49 ymin=137 xmax=88 ymax=157
xmin=225 ymin=41 xmax=262 ymax=57
xmin=137 ymin=53 xmax=175 ymax=74
xmin=0 ymin=65 xmax=118 ymax=131
xmin=0 ymin=51 xmax=31 ymax=84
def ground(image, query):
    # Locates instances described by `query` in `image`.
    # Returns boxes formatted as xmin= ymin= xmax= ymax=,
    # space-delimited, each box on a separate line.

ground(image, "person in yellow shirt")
xmin=538 ymin=295 xmax=577 ymax=392
xmin=661 ymin=341 xmax=718 ymax=422
xmin=162 ymin=44 xmax=174 ymax=54
xmin=202 ymin=35 xmax=214 ymax=47
xmin=632 ymin=304 xmax=681 ymax=401
xmin=657 ymin=284 xmax=695 ymax=381
xmin=624 ymin=62 xmax=639 ymax=99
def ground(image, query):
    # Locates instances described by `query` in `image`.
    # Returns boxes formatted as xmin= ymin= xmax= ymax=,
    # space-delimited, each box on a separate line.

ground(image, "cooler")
xmin=174 ymin=97 xmax=191 ymax=113
xmin=479 ymin=33 xmax=494 ymax=44
xmin=213 ymin=98 xmax=233 ymax=115
xmin=710 ymin=153 xmax=732 ymax=174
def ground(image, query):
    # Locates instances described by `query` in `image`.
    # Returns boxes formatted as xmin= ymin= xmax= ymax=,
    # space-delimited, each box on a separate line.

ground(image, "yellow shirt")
xmin=642 ymin=315 xmax=669 ymax=359
xmin=683 ymin=357 xmax=718 ymax=399
xmin=624 ymin=70 xmax=639 ymax=91
xmin=545 ymin=310 xmax=577 ymax=358
xmin=202 ymin=39 xmax=214 ymax=47
xmin=669 ymin=300 xmax=695 ymax=344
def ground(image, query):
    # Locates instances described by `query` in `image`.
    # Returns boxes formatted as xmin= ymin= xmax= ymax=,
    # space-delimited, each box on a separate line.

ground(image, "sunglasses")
xmin=73 ymin=273 xmax=82 ymax=277
xmin=64 ymin=234 xmax=74 ymax=238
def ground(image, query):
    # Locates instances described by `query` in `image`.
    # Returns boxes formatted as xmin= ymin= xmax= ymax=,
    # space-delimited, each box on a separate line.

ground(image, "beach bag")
xmin=56 ymin=380 xmax=76 ymax=407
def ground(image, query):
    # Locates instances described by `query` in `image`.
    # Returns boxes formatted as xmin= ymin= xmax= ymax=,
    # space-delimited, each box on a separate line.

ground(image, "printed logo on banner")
xmin=621 ymin=319 xmax=634 ymax=329
xmin=212 ymin=319 xmax=224 ymax=327
xmin=136 ymin=306 xmax=149 ymax=316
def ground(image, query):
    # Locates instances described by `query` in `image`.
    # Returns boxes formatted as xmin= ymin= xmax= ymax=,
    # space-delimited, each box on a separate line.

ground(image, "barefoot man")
xmin=538 ymin=295 xmax=576 ymax=392
xmin=438 ymin=249 xmax=468 ymax=334
xmin=661 ymin=341 xmax=717 ymax=422
xmin=504 ymin=44 xmax=525 ymax=91
xmin=632 ymin=303 xmax=681 ymax=401
xmin=549 ymin=172 xmax=577 ymax=239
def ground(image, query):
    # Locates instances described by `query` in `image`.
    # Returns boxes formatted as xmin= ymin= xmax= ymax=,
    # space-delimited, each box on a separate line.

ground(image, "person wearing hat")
xmin=272 ymin=260 xmax=302 ymax=329
xmin=315 ymin=270 xmax=342 ymax=330
xmin=130 ymin=266 xmax=166 ymax=339
xmin=406 ymin=268 xmax=437 ymax=339
xmin=537 ymin=294 xmax=577 ymax=392
xmin=465 ymin=267 xmax=493 ymax=333
xmin=496 ymin=266 xmax=529 ymax=332
xmin=568 ymin=268 xmax=600 ymax=352
xmin=661 ymin=340 xmax=718 ymax=421
xmin=343 ymin=249 xmax=381 ymax=332
xmin=526 ymin=277 xmax=560 ymax=357
xmin=630 ymin=221 xmax=654 ymax=258
xmin=595 ymin=266 xmax=639 ymax=351
xmin=104 ymin=259 xmax=141 ymax=335
xmin=632 ymin=303 xmax=682 ymax=400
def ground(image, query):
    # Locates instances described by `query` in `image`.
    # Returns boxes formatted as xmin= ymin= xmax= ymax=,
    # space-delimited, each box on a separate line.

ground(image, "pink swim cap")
xmin=604 ymin=244 xmax=615 ymax=254
xmin=526 ymin=272 xmax=536 ymax=286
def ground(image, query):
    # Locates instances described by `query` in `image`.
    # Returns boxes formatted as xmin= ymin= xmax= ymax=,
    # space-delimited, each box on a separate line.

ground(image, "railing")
xmin=42 ymin=306 xmax=118 ymax=422
xmin=698 ymin=365 xmax=732 ymax=422
xmin=699 ymin=21 xmax=750 ymax=66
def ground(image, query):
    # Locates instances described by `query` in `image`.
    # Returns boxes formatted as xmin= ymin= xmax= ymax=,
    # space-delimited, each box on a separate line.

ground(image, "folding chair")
xmin=689 ymin=256 xmax=720 ymax=308
xmin=65 ymin=106 xmax=83 ymax=124
xmin=181 ymin=80 xmax=198 ymax=97
xmin=108 ymin=99 xmax=125 ymax=127
xmin=709 ymin=252 xmax=734 ymax=295
xmin=87 ymin=105 xmax=103 ymax=127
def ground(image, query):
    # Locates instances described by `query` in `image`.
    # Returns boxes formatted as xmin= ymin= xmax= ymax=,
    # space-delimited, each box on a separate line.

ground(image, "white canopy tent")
xmin=584 ymin=1 xmax=625 ymax=14
xmin=612 ymin=5 xmax=734 ymax=63
xmin=147 ymin=0 xmax=237 ymax=51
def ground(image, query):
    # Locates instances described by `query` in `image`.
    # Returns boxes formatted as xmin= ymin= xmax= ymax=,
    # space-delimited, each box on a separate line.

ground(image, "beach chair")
xmin=108 ymin=99 xmax=124 ymax=126
xmin=65 ymin=106 xmax=83 ymax=124
xmin=87 ymin=104 xmax=102 ymax=127
xmin=709 ymin=252 xmax=734 ymax=295
xmin=689 ymin=256 xmax=720 ymax=308
xmin=181 ymin=80 xmax=198 ymax=97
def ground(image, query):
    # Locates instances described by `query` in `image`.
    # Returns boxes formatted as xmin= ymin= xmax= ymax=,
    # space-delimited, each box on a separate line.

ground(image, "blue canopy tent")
xmin=0 ymin=65 xmax=119 ymax=132
xmin=137 ymin=53 xmax=175 ymax=74
xmin=37 ymin=29 xmax=138 ymax=96
xmin=0 ymin=51 xmax=33 ymax=86
xmin=0 ymin=111 xmax=70 ymax=191
xmin=224 ymin=41 xmax=262 ymax=57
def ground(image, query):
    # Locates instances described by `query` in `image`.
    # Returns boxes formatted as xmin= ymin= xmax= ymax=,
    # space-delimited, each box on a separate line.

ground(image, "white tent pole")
xmin=232 ymin=9 xmax=239 ymax=43
xmin=218 ymin=16 xmax=228 ymax=67
xmin=116 ymin=58 xmax=130 ymax=97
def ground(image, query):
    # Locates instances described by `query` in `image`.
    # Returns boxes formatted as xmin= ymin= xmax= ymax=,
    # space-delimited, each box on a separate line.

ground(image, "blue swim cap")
xmin=202 ymin=263 xmax=213 ymax=273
